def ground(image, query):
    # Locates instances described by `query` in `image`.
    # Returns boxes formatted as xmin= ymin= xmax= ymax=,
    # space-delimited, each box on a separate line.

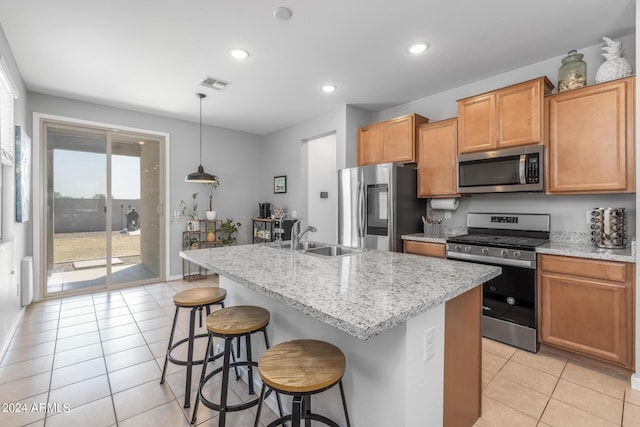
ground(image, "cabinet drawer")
xmin=539 ymin=254 xmax=627 ymax=283
xmin=404 ymin=241 xmax=446 ymax=258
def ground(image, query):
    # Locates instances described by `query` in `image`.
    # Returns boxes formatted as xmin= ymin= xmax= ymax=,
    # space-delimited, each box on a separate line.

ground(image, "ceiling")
xmin=0 ymin=0 xmax=635 ymax=135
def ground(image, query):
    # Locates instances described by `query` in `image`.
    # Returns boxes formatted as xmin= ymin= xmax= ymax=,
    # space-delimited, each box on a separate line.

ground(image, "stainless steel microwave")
xmin=457 ymin=145 xmax=544 ymax=194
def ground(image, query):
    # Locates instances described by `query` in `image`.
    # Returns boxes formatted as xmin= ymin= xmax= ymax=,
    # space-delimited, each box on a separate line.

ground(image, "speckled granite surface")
xmin=402 ymin=228 xmax=467 ymax=244
xmin=180 ymin=244 xmax=500 ymax=340
xmin=537 ymin=239 xmax=636 ymax=263
xmin=402 ymin=230 xmax=637 ymax=263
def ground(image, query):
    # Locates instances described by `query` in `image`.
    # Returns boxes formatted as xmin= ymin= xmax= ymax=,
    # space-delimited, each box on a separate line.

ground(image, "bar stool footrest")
xmin=197 ymin=360 xmax=263 ymax=413
xmin=265 ymin=413 xmax=340 ymax=427
xmin=165 ymin=333 xmax=210 ymax=367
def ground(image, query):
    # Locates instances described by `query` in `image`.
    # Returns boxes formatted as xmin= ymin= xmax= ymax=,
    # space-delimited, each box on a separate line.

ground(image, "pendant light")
xmin=185 ymin=93 xmax=218 ymax=183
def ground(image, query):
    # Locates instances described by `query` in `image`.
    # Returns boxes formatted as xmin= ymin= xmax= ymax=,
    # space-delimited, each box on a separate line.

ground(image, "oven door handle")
xmin=447 ymin=251 xmax=536 ymax=269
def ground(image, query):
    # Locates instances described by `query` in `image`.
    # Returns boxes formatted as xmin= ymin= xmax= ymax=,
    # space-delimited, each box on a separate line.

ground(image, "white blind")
xmin=0 ymin=57 xmax=17 ymax=166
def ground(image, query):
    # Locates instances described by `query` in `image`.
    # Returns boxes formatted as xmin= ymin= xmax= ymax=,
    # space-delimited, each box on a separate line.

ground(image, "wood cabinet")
xmin=357 ymin=113 xmax=428 ymax=165
xmin=457 ymin=77 xmax=553 ymax=154
xmin=403 ymin=240 xmax=446 ymax=258
xmin=417 ymin=118 xmax=458 ymax=198
xmin=538 ymin=254 xmax=634 ymax=369
xmin=546 ymin=76 xmax=635 ymax=194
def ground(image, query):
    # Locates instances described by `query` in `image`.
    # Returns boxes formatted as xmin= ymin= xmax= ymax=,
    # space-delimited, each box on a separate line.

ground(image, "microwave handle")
xmin=519 ymin=155 xmax=526 ymax=185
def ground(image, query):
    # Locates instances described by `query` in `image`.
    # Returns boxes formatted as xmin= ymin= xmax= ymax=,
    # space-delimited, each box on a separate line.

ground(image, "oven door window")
xmin=482 ymin=265 xmax=536 ymax=328
xmin=459 ymin=156 xmax=520 ymax=187
xmin=366 ymin=184 xmax=388 ymax=236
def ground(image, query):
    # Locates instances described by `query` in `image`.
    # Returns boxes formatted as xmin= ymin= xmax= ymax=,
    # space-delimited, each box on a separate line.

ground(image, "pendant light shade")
xmin=185 ymin=93 xmax=218 ymax=183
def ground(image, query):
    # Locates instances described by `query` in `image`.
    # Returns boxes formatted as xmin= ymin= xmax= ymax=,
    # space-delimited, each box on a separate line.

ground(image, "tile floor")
xmin=0 ymin=277 xmax=280 ymax=427
xmin=1 ymin=277 xmax=640 ymax=426
xmin=475 ymin=337 xmax=640 ymax=427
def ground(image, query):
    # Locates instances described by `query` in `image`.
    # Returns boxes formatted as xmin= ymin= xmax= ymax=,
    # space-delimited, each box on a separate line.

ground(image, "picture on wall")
xmin=274 ymin=175 xmax=286 ymax=193
xmin=15 ymin=126 xmax=31 ymax=223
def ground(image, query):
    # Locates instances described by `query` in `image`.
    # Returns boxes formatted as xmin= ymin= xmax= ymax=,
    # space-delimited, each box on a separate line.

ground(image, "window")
xmin=0 ymin=57 xmax=19 ymax=241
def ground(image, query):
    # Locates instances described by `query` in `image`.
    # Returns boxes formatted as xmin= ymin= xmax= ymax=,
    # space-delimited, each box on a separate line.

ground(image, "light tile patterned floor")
xmin=0 ymin=277 xmax=280 ymax=427
xmin=2 ymin=277 xmax=640 ymax=426
xmin=477 ymin=337 xmax=640 ymax=427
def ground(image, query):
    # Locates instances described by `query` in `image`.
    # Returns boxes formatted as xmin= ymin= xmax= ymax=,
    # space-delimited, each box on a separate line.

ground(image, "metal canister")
xmin=590 ymin=207 xmax=627 ymax=249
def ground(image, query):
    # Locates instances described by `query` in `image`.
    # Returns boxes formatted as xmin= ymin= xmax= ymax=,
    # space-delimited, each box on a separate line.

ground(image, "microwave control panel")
xmin=525 ymin=154 xmax=540 ymax=184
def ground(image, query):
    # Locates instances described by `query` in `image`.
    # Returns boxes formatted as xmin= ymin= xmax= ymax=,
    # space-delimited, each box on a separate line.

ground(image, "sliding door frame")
xmin=33 ymin=112 xmax=171 ymax=301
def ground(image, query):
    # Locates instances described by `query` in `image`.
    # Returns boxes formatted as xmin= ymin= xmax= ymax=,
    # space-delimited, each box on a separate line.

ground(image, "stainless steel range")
xmin=446 ymin=213 xmax=550 ymax=352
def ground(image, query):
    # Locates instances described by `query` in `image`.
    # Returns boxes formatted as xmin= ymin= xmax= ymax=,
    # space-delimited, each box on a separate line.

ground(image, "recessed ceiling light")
xmin=407 ymin=42 xmax=429 ymax=55
xmin=273 ymin=7 xmax=293 ymax=20
xmin=228 ymin=48 xmax=250 ymax=60
xmin=322 ymin=84 xmax=337 ymax=93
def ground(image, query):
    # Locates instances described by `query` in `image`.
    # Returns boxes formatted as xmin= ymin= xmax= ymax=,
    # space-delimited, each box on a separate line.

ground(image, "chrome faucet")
xmin=291 ymin=220 xmax=317 ymax=250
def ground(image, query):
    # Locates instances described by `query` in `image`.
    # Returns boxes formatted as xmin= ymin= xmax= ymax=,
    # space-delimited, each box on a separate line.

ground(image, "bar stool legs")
xmin=159 ymin=287 xmax=227 ymax=409
xmin=190 ymin=306 xmax=284 ymax=427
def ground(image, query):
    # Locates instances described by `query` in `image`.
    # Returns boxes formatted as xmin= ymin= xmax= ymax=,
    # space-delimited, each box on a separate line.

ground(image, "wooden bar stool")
xmin=160 ymin=287 xmax=227 ymax=408
xmin=254 ymin=339 xmax=351 ymax=427
xmin=191 ymin=305 xmax=284 ymax=427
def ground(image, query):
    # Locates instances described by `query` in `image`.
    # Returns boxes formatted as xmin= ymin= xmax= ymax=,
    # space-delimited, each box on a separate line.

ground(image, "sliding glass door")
xmin=43 ymin=121 xmax=164 ymax=296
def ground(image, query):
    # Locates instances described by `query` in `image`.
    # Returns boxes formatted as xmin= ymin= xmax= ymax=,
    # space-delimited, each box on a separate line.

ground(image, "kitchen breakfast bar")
xmin=180 ymin=243 xmax=501 ymax=427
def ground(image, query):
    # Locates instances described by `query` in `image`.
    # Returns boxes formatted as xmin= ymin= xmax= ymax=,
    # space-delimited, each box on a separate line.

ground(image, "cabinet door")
xmin=496 ymin=78 xmax=548 ymax=148
xmin=417 ymin=119 xmax=458 ymax=198
xmin=547 ymin=77 xmax=635 ymax=194
xmin=357 ymin=123 xmax=384 ymax=165
xmin=383 ymin=115 xmax=416 ymax=163
xmin=457 ymin=93 xmax=495 ymax=154
xmin=539 ymin=258 xmax=633 ymax=368
xmin=404 ymin=240 xmax=446 ymax=258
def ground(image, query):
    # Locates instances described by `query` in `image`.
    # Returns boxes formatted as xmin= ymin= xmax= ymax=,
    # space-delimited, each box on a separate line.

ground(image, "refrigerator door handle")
xmin=357 ymin=180 xmax=365 ymax=238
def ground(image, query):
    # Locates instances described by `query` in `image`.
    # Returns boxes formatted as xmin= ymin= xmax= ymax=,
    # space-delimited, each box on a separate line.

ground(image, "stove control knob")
xmin=512 ymin=251 xmax=521 ymax=258
xmin=454 ymin=245 xmax=461 ymax=252
xmin=482 ymin=248 xmax=489 ymax=255
xmin=464 ymin=246 xmax=471 ymax=253
xmin=501 ymin=249 xmax=508 ymax=257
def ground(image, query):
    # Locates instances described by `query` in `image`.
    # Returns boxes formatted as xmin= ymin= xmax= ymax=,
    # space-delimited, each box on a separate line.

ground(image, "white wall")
xmin=307 ymin=134 xmax=338 ymax=244
xmin=0 ymin=23 xmax=28 ymax=356
xmin=27 ymin=93 xmax=264 ymax=279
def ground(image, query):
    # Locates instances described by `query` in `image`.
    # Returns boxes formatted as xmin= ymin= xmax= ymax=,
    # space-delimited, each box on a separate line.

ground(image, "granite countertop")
xmin=180 ymin=244 xmax=501 ymax=340
xmin=536 ymin=240 xmax=636 ymax=263
xmin=401 ymin=231 xmax=637 ymax=263
xmin=402 ymin=230 xmax=466 ymax=244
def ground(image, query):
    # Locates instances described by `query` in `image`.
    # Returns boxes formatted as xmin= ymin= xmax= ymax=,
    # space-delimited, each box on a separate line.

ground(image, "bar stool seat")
xmin=160 ymin=287 xmax=227 ymax=408
xmin=254 ymin=339 xmax=351 ymax=427
xmin=191 ymin=305 xmax=283 ymax=427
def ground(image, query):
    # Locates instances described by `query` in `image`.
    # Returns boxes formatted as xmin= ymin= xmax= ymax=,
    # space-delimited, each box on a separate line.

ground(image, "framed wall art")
xmin=15 ymin=126 xmax=31 ymax=223
xmin=274 ymin=175 xmax=286 ymax=194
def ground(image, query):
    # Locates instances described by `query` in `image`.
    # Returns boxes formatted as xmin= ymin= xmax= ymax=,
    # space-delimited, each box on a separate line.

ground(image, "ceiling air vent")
xmin=199 ymin=76 xmax=231 ymax=91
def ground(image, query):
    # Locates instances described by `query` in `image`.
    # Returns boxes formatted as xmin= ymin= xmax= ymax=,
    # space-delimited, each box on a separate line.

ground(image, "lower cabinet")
xmin=403 ymin=240 xmax=446 ymax=258
xmin=538 ymin=254 xmax=635 ymax=369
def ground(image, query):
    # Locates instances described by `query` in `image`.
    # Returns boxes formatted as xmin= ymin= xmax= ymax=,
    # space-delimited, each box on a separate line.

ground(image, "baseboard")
xmin=0 ymin=306 xmax=25 ymax=364
xmin=167 ymin=274 xmax=183 ymax=281
xmin=632 ymin=374 xmax=640 ymax=391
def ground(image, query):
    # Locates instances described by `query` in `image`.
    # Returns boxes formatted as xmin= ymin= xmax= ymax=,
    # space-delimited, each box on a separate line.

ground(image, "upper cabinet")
xmin=546 ymin=76 xmax=635 ymax=194
xmin=357 ymin=113 xmax=428 ymax=165
xmin=417 ymin=118 xmax=458 ymax=198
xmin=457 ymin=77 xmax=553 ymax=154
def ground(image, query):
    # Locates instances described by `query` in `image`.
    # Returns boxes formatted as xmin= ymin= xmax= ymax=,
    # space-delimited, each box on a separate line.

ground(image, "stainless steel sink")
xmin=264 ymin=240 xmax=368 ymax=257
xmin=303 ymin=245 xmax=368 ymax=257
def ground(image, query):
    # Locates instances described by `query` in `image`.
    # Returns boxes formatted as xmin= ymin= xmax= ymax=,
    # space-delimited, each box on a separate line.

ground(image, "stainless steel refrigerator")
xmin=338 ymin=163 xmax=425 ymax=252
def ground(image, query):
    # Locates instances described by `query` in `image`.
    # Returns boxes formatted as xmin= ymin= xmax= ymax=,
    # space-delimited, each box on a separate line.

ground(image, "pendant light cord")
xmin=199 ymin=93 xmax=203 ymax=166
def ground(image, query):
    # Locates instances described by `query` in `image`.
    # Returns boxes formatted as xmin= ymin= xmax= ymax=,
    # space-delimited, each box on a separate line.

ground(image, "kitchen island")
xmin=180 ymin=243 xmax=501 ymax=427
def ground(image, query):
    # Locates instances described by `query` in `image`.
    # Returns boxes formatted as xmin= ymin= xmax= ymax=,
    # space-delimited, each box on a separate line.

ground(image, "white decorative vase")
xmin=595 ymin=36 xmax=633 ymax=84
xmin=206 ymin=211 xmax=217 ymax=220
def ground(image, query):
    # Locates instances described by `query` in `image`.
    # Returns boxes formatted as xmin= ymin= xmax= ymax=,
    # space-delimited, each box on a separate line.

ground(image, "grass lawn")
xmin=53 ymin=232 xmax=140 ymax=263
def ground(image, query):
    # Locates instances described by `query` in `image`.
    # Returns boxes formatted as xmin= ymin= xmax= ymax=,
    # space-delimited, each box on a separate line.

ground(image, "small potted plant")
xmin=206 ymin=224 xmax=216 ymax=242
xmin=178 ymin=193 xmax=199 ymax=231
xmin=221 ymin=218 xmax=241 ymax=245
xmin=205 ymin=179 xmax=220 ymax=220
